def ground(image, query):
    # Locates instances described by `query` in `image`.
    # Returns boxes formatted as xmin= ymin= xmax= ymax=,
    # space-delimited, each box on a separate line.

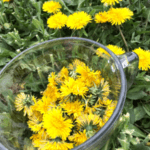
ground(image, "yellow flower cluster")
xmin=94 ymin=8 xmax=133 ymax=25
xmin=42 ymin=0 xmax=133 ymax=29
xmin=14 ymin=59 xmax=117 ymax=150
xmin=43 ymin=1 xmax=92 ymax=29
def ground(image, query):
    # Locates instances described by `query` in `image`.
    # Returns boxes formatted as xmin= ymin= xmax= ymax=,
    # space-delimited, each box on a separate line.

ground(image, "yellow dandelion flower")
xmin=97 ymin=45 xmax=125 ymax=57
xmin=94 ymin=11 xmax=109 ymax=23
xmin=3 ymin=0 xmax=11 ymax=2
xmin=48 ymin=72 xmax=57 ymax=85
xmin=77 ymin=112 xmax=100 ymax=126
xmin=101 ymin=0 xmax=122 ymax=6
xmin=98 ymin=98 xmax=112 ymax=106
xmin=28 ymin=115 xmax=43 ymax=132
xmin=98 ymin=118 xmax=105 ymax=128
xmin=103 ymin=101 xmax=117 ymax=123
xmin=103 ymin=115 xmax=110 ymax=124
xmin=96 ymin=47 xmax=109 ymax=57
xmin=42 ymin=141 xmax=74 ymax=150
xmin=107 ymin=45 xmax=125 ymax=55
xmin=72 ymin=79 xmax=89 ymax=98
xmin=108 ymin=7 xmax=133 ymax=25
xmin=68 ymin=59 xmax=86 ymax=70
xmin=60 ymin=100 xmax=84 ymax=118
xmin=67 ymin=11 xmax=92 ymax=30
xmin=30 ymin=133 xmax=42 ymax=148
xmin=43 ymin=107 xmax=73 ymax=140
xmin=57 ymin=67 xmax=69 ymax=83
xmin=24 ymin=106 xmax=33 ymax=117
xmin=30 ymin=129 xmax=49 ymax=148
xmin=35 ymin=97 xmax=56 ymax=114
xmin=14 ymin=93 xmax=35 ymax=116
xmin=99 ymin=78 xmax=110 ymax=98
xmin=60 ymin=77 xmax=88 ymax=98
xmin=69 ymin=130 xmax=87 ymax=146
xmin=60 ymin=77 xmax=75 ymax=96
xmin=43 ymin=80 xmax=59 ymax=102
xmin=28 ymin=106 xmax=43 ymax=132
xmin=76 ymin=65 xmax=102 ymax=87
xmin=14 ymin=93 xmax=26 ymax=112
xmin=133 ymin=47 xmax=150 ymax=71
xmin=84 ymin=104 xmax=96 ymax=114
xmin=47 ymin=12 xmax=68 ymax=29
xmin=75 ymin=65 xmax=89 ymax=82
xmin=42 ymin=1 xmax=62 ymax=14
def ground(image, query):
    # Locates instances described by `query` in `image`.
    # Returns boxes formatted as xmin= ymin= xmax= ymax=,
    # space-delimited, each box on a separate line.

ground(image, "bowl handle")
xmin=118 ymin=52 xmax=139 ymax=90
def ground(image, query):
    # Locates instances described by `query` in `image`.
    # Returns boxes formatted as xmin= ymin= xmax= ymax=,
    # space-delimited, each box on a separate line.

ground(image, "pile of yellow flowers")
xmin=14 ymin=59 xmax=117 ymax=150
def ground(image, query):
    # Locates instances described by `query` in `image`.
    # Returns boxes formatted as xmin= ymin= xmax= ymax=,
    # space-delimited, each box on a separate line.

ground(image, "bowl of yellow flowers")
xmin=0 ymin=37 xmax=139 ymax=150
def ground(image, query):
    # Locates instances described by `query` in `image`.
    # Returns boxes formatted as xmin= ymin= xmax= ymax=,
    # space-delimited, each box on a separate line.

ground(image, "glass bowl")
xmin=0 ymin=37 xmax=137 ymax=150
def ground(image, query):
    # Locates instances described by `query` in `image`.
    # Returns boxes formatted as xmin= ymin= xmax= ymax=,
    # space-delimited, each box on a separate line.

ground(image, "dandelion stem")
xmin=71 ymin=30 xmax=76 ymax=37
xmin=118 ymin=26 xmax=129 ymax=52
xmin=143 ymin=10 xmax=150 ymax=40
xmin=128 ymin=0 xmax=131 ymax=5
xmin=135 ymin=123 xmax=149 ymax=134
xmin=92 ymin=24 xmax=100 ymax=37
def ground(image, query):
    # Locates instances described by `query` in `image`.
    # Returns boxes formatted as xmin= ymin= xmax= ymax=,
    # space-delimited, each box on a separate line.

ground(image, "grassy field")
xmin=0 ymin=0 xmax=150 ymax=149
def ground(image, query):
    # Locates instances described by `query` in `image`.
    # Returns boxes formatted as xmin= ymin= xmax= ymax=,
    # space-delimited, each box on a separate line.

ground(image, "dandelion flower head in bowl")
xmin=43 ymin=107 xmax=73 ymax=140
xmin=14 ymin=93 xmax=35 ymax=116
xmin=67 ymin=11 xmax=92 ymax=30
